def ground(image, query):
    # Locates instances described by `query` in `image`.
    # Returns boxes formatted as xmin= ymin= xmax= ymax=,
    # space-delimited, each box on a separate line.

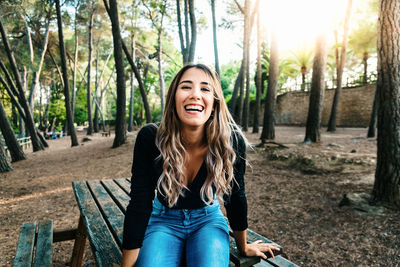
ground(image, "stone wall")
xmin=273 ymin=84 xmax=376 ymax=127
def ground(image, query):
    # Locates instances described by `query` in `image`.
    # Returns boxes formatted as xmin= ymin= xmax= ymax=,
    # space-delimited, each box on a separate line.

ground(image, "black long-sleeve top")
xmin=122 ymin=124 xmax=248 ymax=249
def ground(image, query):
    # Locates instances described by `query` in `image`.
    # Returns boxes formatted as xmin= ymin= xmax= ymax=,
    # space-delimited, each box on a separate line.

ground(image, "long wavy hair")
xmin=156 ymin=63 xmax=246 ymax=207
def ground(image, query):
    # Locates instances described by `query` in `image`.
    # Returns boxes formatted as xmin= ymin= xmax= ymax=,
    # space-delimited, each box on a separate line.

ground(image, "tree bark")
xmin=211 ymin=0 xmax=220 ymax=76
xmin=0 ymin=99 xmax=26 ymax=162
xmin=187 ymin=0 xmax=197 ymax=62
xmin=176 ymin=0 xmax=187 ymax=64
xmin=0 ymin=139 xmax=13 ymax=173
xmin=304 ymin=33 xmax=328 ymax=143
xmin=237 ymin=0 xmax=250 ymax=126
xmin=109 ymin=0 xmax=127 ymax=148
xmin=253 ymin=2 xmax=261 ymax=133
xmin=94 ymin=56 xmax=99 ymax=133
xmin=184 ymin=0 xmax=190 ymax=63
xmin=128 ymin=34 xmax=135 ymax=132
xmin=72 ymin=2 xmax=79 ymax=119
xmin=86 ymin=5 xmax=94 ymax=135
xmin=55 ymin=0 xmax=79 ymax=147
xmin=0 ymin=20 xmax=45 ymax=151
xmin=372 ymin=0 xmax=400 ymax=208
xmin=367 ymin=85 xmax=378 ymax=138
xmin=327 ymin=0 xmax=353 ymax=132
xmin=102 ymin=0 xmax=152 ymax=123
xmin=28 ymin=15 xmax=51 ymax=111
xmin=229 ymin=61 xmax=244 ymax=117
xmin=261 ymin=30 xmax=279 ymax=141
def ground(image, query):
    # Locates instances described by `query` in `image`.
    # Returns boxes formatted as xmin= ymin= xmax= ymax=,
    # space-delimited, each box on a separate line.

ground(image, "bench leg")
xmin=70 ymin=216 xmax=87 ymax=267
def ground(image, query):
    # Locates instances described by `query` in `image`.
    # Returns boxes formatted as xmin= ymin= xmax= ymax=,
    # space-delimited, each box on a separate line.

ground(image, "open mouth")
xmin=184 ymin=105 xmax=204 ymax=112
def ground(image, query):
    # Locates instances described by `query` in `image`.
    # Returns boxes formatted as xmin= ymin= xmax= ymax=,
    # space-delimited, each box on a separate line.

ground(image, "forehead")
xmin=179 ymin=68 xmax=213 ymax=84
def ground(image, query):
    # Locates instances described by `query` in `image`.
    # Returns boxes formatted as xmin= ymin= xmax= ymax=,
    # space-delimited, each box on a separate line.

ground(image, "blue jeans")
xmin=135 ymin=196 xmax=230 ymax=267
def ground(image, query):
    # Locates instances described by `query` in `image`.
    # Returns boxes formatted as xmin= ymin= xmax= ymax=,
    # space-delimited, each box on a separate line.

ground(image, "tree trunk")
xmin=327 ymin=0 xmax=353 ymax=132
xmin=55 ymin=0 xmax=79 ymax=147
xmin=304 ymin=33 xmax=328 ymax=143
xmin=229 ymin=61 xmax=244 ymax=117
xmin=86 ymin=7 xmax=94 ymax=135
xmin=367 ymin=85 xmax=378 ymax=138
xmin=0 ymin=139 xmax=12 ymax=173
xmin=211 ymin=0 xmax=220 ymax=76
xmin=72 ymin=3 xmax=79 ymax=119
xmin=188 ymin=0 xmax=197 ymax=62
xmin=128 ymin=34 xmax=135 ymax=132
xmin=157 ymin=18 xmax=166 ymax=114
xmin=237 ymin=0 xmax=250 ymax=127
xmin=184 ymin=0 xmax=190 ymax=63
xmin=176 ymin=0 xmax=187 ymax=64
xmin=260 ymin=30 xmax=279 ymax=141
xmin=363 ymin=52 xmax=369 ymax=84
xmin=372 ymin=0 xmax=400 ymax=208
xmin=0 ymin=99 xmax=26 ymax=162
xmin=253 ymin=2 xmax=261 ymax=133
xmin=0 ymin=20 xmax=45 ymax=151
xmin=102 ymin=0 xmax=152 ymax=123
xmin=94 ymin=56 xmax=100 ymax=133
xmin=109 ymin=0 xmax=127 ymax=148
xmin=28 ymin=16 xmax=50 ymax=111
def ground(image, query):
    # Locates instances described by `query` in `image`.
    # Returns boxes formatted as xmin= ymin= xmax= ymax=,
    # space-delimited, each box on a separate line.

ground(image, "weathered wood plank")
xmin=229 ymin=235 xmax=260 ymax=267
xmin=13 ymin=222 xmax=36 ymax=267
xmin=72 ymin=181 xmax=122 ymax=266
xmin=254 ymin=260 xmax=275 ymax=266
xmin=34 ymin=221 xmax=53 ymax=267
xmin=87 ymin=180 xmax=125 ymax=246
xmin=265 ymin=255 xmax=299 ymax=267
xmin=114 ymin=177 xmax=131 ymax=194
xmin=101 ymin=179 xmax=130 ymax=213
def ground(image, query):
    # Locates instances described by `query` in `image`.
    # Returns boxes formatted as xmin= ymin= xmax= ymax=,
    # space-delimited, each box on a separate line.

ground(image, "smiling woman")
xmin=121 ymin=63 xmax=280 ymax=267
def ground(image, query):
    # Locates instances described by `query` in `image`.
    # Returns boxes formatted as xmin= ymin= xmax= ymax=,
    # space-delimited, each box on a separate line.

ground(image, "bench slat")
xmin=73 ymin=181 xmax=122 ymax=266
xmin=13 ymin=222 xmax=36 ymax=267
xmin=265 ymin=255 xmax=299 ymax=267
xmin=114 ymin=178 xmax=131 ymax=194
xmin=229 ymin=235 xmax=260 ymax=267
xmin=87 ymin=180 xmax=125 ymax=246
xmin=34 ymin=221 xmax=53 ymax=267
xmin=101 ymin=179 xmax=130 ymax=213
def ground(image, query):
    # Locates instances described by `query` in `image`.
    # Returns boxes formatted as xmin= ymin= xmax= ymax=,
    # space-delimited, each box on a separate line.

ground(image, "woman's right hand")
xmin=122 ymin=248 xmax=140 ymax=267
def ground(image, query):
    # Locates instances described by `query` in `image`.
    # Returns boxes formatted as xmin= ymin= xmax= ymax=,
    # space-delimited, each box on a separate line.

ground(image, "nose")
xmin=189 ymin=85 xmax=201 ymax=99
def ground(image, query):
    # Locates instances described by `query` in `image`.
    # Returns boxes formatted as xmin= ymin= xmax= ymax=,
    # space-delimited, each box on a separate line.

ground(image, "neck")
xmin=181 ymin=126 xmax=206 ymax=148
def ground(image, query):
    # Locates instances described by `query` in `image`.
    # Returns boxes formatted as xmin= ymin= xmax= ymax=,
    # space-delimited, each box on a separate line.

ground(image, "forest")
xmin=0 ymin=0 xmax=399 ymax=266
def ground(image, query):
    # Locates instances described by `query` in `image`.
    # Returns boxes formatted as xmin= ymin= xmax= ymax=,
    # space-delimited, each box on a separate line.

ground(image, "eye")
xmin=181 ymin=86 xmax=191 ymax=90
xmin=201 ymin=87 xmax=210 ymax=92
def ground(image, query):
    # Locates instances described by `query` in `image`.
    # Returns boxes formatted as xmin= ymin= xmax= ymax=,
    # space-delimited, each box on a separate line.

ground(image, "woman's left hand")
xmin=241 ymin=240 xmax=280 ymax=259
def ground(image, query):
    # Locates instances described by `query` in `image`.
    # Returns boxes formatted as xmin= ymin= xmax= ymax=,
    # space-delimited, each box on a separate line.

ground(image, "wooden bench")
xmin=101 ymin=130 xmax=111 ymax=137
xmin=71 ymin=178 xmax=298 ymax=267
xmin=13 ymin=221 xmax=53 ymax=267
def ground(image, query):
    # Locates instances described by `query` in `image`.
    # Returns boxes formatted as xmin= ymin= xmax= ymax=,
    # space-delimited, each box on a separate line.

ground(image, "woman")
xmin=122 ymin=63 xmax=279 ymax=267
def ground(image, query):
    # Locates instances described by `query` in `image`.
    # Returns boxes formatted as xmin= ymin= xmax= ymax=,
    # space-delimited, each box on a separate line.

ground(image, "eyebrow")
xmin=179 ymin=80 xmax=210 ymax=86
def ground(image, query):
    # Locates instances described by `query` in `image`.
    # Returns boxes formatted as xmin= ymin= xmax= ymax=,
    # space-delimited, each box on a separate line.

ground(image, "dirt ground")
xmin=0 ymin=126 xmax=399 ymax=267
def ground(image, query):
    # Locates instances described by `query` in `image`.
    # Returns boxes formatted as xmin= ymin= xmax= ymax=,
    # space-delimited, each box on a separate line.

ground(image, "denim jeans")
xmin=135 ymin=196 xmax=230 ymax=267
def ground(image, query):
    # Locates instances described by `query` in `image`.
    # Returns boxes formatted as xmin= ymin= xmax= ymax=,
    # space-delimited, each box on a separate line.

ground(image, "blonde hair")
xmin=156 ymin=63 xmax=246 ymax=207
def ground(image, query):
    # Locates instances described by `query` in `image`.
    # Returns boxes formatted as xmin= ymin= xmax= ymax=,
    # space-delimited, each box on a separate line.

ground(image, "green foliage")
xmin=220 ymin=61 xmax=241 ymax=97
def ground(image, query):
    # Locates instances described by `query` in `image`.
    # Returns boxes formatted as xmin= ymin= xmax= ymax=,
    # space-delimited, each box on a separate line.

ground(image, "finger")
xmin=267 ymin=248 xmax=275 ymax=258
xmin=256 ymin=251 xmax=267 ymax=260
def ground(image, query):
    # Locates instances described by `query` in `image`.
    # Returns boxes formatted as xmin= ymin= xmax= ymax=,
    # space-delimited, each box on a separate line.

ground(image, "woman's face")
xmin=174 ymin=68 xmax=215 ymax=130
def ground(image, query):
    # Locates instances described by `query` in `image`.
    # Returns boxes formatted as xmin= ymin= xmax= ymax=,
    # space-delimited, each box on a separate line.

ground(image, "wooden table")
xmin=70 ymin=178 xmax=298 ymax=267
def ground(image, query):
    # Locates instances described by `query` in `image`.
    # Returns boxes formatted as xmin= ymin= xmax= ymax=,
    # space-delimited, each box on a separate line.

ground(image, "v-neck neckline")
xmin=186 ymin=160 xmax=206 ymax=188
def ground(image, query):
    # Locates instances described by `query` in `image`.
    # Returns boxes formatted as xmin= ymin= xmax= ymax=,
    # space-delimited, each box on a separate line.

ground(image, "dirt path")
xmin=0 ymin=126 xmax=399 ymax=266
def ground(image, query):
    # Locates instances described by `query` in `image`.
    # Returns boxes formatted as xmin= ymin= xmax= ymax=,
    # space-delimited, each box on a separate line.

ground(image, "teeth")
xmin=185 ymin=105 xmax=204 ymax=111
